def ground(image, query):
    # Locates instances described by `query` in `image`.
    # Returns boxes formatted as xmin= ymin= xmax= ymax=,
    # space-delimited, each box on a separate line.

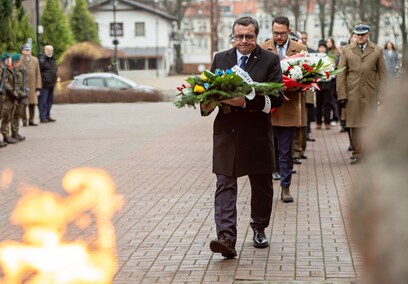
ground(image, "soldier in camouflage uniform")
xmin=0 ymin=54 xmax=8 ymax=147
xmin=1 ymin=52 xmax=19 ymax=144
xmin=10 ymin=53 xmax=27 ymax=141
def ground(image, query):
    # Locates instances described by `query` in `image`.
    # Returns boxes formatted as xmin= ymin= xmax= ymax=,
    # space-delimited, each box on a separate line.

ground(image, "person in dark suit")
xmin=202 ymin=16 xmax=284 ymax=259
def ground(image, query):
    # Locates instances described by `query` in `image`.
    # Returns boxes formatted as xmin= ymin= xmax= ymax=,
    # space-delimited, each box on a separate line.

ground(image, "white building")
xmin=89 ymin=0 xmax=177 ymax=77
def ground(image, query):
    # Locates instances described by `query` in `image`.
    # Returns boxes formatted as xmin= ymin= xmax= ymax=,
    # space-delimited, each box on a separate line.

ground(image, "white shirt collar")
xmin=236 ymin=50 xmax=251 ymax=64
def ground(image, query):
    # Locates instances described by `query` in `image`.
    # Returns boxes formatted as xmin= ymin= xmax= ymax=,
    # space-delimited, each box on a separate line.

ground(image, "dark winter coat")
xmin=39 ymin=54 xmax=57 ymax=88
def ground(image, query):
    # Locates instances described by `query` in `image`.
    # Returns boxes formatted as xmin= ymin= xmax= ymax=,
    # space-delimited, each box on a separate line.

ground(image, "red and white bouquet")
xmin=280 ymin=51 xmax=345 ymax=90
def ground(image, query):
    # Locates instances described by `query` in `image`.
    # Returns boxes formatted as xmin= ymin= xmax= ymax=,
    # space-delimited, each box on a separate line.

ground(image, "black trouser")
xmin=214 ymin=173 xmax=273 ymax=244
xmin=315 ymin=81 xmax=334 ymax=125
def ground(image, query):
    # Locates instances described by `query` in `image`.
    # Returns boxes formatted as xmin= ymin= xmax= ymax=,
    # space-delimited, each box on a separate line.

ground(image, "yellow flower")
xmin=194 ymin=85 xmax=205 ymax=93
xmin=201 ymin=72 xmax=208 ymax=81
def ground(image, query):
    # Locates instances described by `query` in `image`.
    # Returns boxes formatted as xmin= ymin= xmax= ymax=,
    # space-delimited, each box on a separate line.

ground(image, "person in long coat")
xmin=202 ymin=16 xmax=284 ymax=259
xmin=336 ymin=22 xmax=387 ymax=164
xmin=383 ymin=41 xmax=400 ymax=78
xmin=21 ymin=44 xmax=42 ymax=126
xmin=259 ymin=16 xmax=307 ymax=203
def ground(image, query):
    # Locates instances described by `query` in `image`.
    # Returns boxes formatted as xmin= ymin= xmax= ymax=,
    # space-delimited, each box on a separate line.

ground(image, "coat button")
xmin=232 ymin=128 xmax=235 ymax=133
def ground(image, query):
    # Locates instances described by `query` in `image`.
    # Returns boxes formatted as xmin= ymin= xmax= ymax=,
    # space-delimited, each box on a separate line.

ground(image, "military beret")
xmin=11 ymin=53 xmax=21 ymax=62
xmin=1 ymin=52 xmax=11 ymax=60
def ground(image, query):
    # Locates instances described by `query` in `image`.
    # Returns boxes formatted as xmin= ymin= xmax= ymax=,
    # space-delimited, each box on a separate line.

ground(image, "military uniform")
xmin=0 ymin=57 xmax=8 ymax=147
xmin=1 ymin=53 xmax=19 ymax=144
xmin=10 ymin=53 xmax=27 ymax=141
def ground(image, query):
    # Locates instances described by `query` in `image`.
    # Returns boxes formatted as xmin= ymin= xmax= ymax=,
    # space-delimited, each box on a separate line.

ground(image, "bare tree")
xmin=328 ymin=0 xmax=336 ymax=36
xmin=316 ymin=0 xmax=327 ymax=39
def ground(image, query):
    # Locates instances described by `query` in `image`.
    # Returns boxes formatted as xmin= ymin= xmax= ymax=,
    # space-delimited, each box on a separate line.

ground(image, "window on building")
xmin=110 ymin=23 xmax=123 ymax=37
xmin=135 ymin=22 xmax=145 ymax=36
xmin=128 ymin=58 xmax=145 ymax=70
xmin=148 ymin=58 xmax=158 ymax=69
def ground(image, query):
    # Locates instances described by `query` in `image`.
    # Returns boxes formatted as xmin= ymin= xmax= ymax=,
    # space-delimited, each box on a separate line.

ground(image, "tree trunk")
xmin=328 ymin=0 xmax=336 ymax=37
xmin=318 ymin=0 xmax=326 ymax=39
xmin=400 ymin=0 xmax=407 ymax=68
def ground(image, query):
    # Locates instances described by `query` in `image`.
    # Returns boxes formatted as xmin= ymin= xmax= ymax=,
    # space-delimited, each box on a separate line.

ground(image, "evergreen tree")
xmin=69 ymin=0 xmax=100 ymax=45
xmin=0 ymin=0 xmax=15 ymax=52
xmin=12 ymin=0 xmax=36 ymax=54
xmin=41 ymin=0 xmax=74 ymax=59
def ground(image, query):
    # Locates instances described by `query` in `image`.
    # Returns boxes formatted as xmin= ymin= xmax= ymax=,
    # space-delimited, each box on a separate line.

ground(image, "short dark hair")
xmin=232 ymin=16 xmax=259 ymax=36
xmin=272 ymin=16 xmax=290 ymax=28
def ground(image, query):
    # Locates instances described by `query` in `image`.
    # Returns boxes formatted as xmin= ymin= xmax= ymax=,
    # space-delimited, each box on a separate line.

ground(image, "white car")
xmin=67 ymin=73 xmax=155 ymax=94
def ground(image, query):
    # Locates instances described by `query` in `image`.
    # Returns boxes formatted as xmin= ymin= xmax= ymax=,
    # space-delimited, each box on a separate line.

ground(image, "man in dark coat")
xmin=202 ymin=16 xmax=284 ymax=259
xmin=38 ymin=45 xmax=57 ymax=123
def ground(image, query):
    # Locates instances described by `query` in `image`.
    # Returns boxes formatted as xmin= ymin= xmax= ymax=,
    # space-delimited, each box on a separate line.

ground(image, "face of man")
xmin=356 ymin=33 xmax=369 ymax=45
xmin=22 ymin=49 xmax=31 ymax=56
xmin=272 ymin=23 xmax=291 ymax=46
xmin=301 ymin=34 xmax=308 ymax=45
xmin=233 ymin=24 xmax=257 ymax=55
xmin=45 ymin=46 xmax=54 ymax=57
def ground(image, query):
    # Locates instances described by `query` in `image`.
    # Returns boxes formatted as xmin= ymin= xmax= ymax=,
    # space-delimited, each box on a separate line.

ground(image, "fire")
xmin=0 ymin=168 xmax=124 ymax=284
xmin=0 ymin=168 xmax=13 ymax=191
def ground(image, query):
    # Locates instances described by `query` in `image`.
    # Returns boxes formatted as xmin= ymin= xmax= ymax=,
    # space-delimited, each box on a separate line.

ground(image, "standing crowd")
xmin=0 ymin=44 xmax=58 ymax=148
xmin=204 ymin=16 xmax=392 ymax=259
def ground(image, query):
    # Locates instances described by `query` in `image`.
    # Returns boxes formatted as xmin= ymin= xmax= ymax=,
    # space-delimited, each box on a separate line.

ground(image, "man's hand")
xmin=36 ymin=90 xmax=40 ymax=96
xmin=338 ymin=99 xmax=348 ymax=108
xmin=221 ymin=97 xmax=245 ymax=107
xmin=201 ymin=101 xmax=217 ymax=114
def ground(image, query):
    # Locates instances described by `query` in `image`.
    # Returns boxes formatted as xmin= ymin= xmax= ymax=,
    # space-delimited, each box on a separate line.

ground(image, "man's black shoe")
xmin=29 ymin=122 xmax=38 ymax=126
xmin=253 ymin=229 xmax=269 ymax=248
xmin=210 ymin=235 xmax=237 ymax=259
xmin=350 ymin=157 xmax=362 ymax=165
xmin=300 ymin=154 xmax=307 ymax=159
xmin=294 ymin=157 xmax=302 ymax=164
xmin=12 ymin=133 xmax=26 ymax=141
xmin=48 ymin=118 xmax=56 ymax=122
xmin=4 ymin=136 xmax=18 ymax=144
xmin=0 ymin=141 xmax=7 ymax=147
xmin=272 ymin=172 xmax=281 ymax=180
xmin=307 ymin=136 xmax=316 ymax=142
xmin=40 ymin=118 xmax=49 ymax=123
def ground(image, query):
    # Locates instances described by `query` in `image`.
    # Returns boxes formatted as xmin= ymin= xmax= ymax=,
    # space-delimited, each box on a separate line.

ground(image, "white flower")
xmin=281 ymin=61 xmax=290 ymax=73
xmin=289 ymin=65 xmax=303 ymax=80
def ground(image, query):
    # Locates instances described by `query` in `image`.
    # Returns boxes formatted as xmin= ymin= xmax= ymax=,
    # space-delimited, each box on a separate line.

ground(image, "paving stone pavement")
xmin=0 ymin=102 xmax=363 ymax=283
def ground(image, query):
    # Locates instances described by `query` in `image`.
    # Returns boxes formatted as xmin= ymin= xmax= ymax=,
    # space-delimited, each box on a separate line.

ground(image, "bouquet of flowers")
xmin=281 ymin=51 xmax=345 ymax=90
xmin=174 ymin=67 xmax=282 ymax=113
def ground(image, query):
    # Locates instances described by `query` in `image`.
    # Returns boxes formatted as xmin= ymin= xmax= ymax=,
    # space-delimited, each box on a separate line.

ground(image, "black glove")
xmin=338 ymin=99 xmax=347 ymax=108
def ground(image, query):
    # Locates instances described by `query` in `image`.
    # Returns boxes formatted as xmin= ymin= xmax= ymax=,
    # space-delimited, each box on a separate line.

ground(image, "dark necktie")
xmin=239 ymin=55 xmax=248 ymax=69
xmin=359 ymin=45 xmax=364 ymax=53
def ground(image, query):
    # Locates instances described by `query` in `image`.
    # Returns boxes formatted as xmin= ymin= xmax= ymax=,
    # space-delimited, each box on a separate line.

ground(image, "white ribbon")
xmin=231 ymin=65 xmax=255 ymax=100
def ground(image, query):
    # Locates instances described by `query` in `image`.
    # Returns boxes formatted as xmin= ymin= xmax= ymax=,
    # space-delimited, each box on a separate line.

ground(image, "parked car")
xmin=67 ymin=72 xmax=155 ymax=94
xmin=55 ymin=73 xmax=163 ymax=104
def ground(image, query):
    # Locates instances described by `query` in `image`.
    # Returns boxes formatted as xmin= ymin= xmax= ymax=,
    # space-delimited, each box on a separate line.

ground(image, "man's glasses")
xmin=234 ymin=34 xmax=256 ymax=41
xmin=273 ymin=32 xmax=288 ymax=37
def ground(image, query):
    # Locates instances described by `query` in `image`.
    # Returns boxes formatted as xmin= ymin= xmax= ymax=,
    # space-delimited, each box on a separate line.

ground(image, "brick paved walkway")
xmin=0 ymin=102 xmax=362 ymax=283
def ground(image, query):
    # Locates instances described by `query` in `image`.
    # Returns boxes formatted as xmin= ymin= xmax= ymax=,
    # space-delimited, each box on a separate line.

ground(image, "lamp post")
xmin=35 ymin=0 xmax=40 ymax=55
xmin=112 ymin=0 xmax=118 ymax=74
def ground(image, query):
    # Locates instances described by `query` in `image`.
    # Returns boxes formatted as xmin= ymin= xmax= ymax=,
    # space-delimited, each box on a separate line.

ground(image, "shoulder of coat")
xmin=259 ymin=39 xmax=273 ymax=50
xmin=288 ymin=40 xmax=307 ymax=53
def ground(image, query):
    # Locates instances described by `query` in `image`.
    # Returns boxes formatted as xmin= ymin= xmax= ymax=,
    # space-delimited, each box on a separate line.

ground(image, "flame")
xmin=0 ymin=169 xmax=13 ymax=191
xmin=0 ymin=168 xmax=124 ymax=284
